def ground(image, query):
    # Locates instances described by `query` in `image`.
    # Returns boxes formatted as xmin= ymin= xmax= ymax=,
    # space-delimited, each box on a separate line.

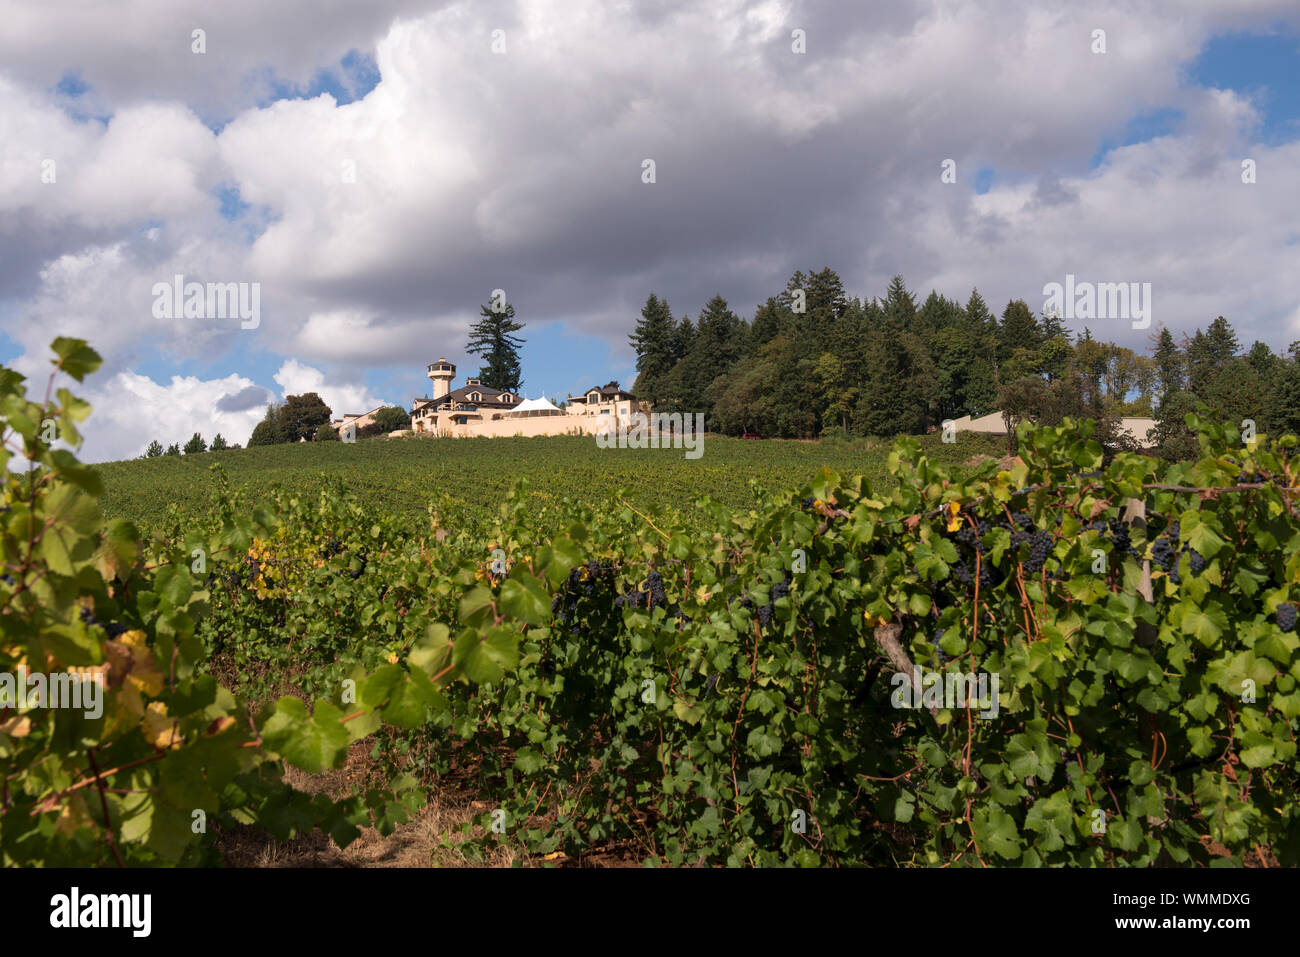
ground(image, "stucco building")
xmin=409 ymin=358 xmax=644 ymax=438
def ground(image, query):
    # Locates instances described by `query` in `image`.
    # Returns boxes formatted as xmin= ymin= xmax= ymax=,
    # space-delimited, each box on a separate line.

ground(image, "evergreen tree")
xmin=882 ymin=275 xmax=917 ymax=325
xmin=164 ymin=443 xmax=180 ymax=456
xmin=965 ymin=356 xmax=999 ymax=417
xmin=145 ymin=440 xmax=163 ymax=457
xmin=1040 ymin=307 xmax=1069 ymax=342
xmin=1151 ymin=326 xmax=1185 ymax=403
xmin=1246 ymin=341 xmax=1278 ymax=377
xmin=803 ymin=267 xmax=849 ymax=353
xmin=629 ymin=293 xmax=678 ymax=403
xmin=963 ymin=290 xmax=1000 ymax=414
xmin=998 ymin=300 xmax=1041 ymax=369
xmin=183 ymin=433 xmax=207 ymax=454
xmin=1267 ymin=356 xmax=1300 ymax=437
xmin=813 ymin=352 xmax=855 ymax=435
xmin=210 ymin=433 xmax=228 ymax=451
xmin=805 ymin=268 xmax=848 ymax=319
xmin=1204 ymin=316 xmax=1240 ymax=365
xmin=466 ymin=299 xmax=525 ymax=391
xmin=671 ymin=316 xmax=695 ymax=362
xmin=933 ymin=325 xmax=974 ymax=422
xmin=1073 ymin=330 xmax=1110 ymax=409
xmin=964 ymin=289 xmax=995 ymax=332
xmin=856 ymin=327 xmax=935 ymax=436
xmin=680 ymin=295 xmax=744 ymax=422
xmin=1151 ymin=390 xmax=1202 ymax=461
xmin=748 ymin=298 xmax=788 ymax=352
xmin=1204 ymin=359 xmax=1263 ymax=428
xmin=248 ymin=403 xmax=284 ymax=446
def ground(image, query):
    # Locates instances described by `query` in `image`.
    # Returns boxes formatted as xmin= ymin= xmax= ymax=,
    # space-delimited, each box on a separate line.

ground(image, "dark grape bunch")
xmin=554 ymin=559 xmax=619 ymax=634
xmin=952 ymin=560 xmax=973 ymax=586
xmin=1087 ymin=518 xmax=1140 ymax=559
xmin=79 ymin=606 xmax=127 ymax=638
xmin=349 ymin=548 xmax=369 ymax=579
xmin=614 ymin=568 xmax=668 ymax=611
xmin=1150 ymin=520 xmax=1205 ymax=583
xmin=1151 ymin=535 xmax=1176 ymax=573
xmin=740 ymin=570 xmax=793 ymax=631
xmin=1022 ymin=529 xmax=1054 ymax=575
xmin=1277 ymin=603 xmax=1297 ymax=633
xmin=646 ymin=570 xmax=667 ymax=609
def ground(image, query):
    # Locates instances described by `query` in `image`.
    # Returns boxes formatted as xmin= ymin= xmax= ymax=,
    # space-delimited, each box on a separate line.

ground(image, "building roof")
xmin=413 ymin=383 xmax=521 ymax=411
xmin=570 ymin=384 xmax=636 ymax=402
xmin=509 ymin=396 xmax=562 ymax=415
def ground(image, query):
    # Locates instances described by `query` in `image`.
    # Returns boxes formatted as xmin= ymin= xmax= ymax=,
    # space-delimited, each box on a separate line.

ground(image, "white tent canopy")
xmin=508 ymin=396 xmax=563 ymax=415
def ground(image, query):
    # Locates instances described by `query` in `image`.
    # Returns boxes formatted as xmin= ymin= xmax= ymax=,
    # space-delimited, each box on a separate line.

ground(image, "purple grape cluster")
xmin=1023 ymin=529 xmax=1054 ymax=575
xmin=1277 ymin=603 xmax=1296 ymax=633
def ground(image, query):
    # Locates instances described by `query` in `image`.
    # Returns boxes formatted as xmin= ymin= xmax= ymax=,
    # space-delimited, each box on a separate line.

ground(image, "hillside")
xmin=96 ymin=431 xmax=1007 ymax=531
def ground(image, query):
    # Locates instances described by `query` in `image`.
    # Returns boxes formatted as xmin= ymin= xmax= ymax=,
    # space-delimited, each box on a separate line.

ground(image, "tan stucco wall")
xmin=419 ymin=412 xmax=611 ymax=438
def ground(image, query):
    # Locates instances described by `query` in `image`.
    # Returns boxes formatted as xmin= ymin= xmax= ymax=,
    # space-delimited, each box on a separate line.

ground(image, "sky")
xmin=1 ymin=0 xmax=1298 ymax=462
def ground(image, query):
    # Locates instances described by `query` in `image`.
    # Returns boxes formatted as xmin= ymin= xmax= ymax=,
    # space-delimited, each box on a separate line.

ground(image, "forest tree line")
xmin=626 ymin=269 xmax=1300 ymax=458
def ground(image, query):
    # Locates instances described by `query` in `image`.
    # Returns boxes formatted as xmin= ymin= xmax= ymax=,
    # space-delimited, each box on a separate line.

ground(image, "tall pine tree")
xmin=466 ymin=299 xmax=525 ymax=391
xmin=1151 ymin=326 xmax=1185 ymax=404
xmin=629 ymin=293 xmax=677 ymax=403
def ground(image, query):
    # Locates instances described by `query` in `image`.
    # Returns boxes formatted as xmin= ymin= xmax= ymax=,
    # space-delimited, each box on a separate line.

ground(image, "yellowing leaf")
xmin=205 ymin=716 xmax=236 ymax=736
xmin=142 ymin=702 xmax=182 ymax=750
xmin=0 ymin=714 xmax=31 ymax=737
xmin=945 ymin=501 xmax=963 ymax=533
xmin=54 ymin=793 xmax=93 ymax=837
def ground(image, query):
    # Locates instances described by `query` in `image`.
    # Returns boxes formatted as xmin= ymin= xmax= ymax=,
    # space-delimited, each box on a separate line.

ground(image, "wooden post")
xmin=875 ymin=622 xmax=939 ymax=718
xmin=1124 ymin=497 xmax=1163 ymax=818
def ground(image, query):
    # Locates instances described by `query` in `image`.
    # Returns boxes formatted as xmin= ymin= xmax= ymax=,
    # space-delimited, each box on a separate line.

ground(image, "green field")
xmin=97 ymin=431 xmax=1007 ymax=531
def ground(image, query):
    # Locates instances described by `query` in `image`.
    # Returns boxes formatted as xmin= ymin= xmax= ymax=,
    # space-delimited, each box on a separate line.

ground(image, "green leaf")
xmin=381 ymin=669 xmax=446 ymax=728
xmin=1181 ymin=601 xmax=1228 ymax=647
xmin=500 ymin=576 xmax=550 ymax=625
xmin=50 ymin=337 xmax=102 ymax=382
xmin=262 ymin=697 xmax=351 ymax=772
xmin=514 ymin=748 xmax=545 ymax=774
xmin=409 ymin=623 xmax=452 ymax=675
xmin=453 ymin=625 xmax=518 ymax=684
xmin=458 ymin=585 xmax=495 ymax=627
xmin=971 ymin=807 xmax=1021 ymax=860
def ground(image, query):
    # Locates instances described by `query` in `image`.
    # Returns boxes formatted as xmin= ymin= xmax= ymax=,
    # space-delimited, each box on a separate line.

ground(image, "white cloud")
xmin=273 ymin=358 xmax=388 ymax=419
xmin=75 ymin=370 xmax=267 ymax=461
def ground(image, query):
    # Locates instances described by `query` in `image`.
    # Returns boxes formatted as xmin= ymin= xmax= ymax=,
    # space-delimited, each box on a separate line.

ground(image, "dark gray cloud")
xmin=215 ymin=384 xmax=273 ymax=411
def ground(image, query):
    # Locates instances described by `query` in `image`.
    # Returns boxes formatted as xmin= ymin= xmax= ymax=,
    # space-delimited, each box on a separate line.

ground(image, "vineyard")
xmin=3 ymin=340 xmax=1298 ymax=867
xmin=94 ymin=426 xmax=1003 ymax=529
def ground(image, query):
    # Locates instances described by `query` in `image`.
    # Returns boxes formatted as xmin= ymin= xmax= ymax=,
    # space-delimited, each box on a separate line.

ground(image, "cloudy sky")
xmin=2 ymin=0 xmax=1298 ymax=461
